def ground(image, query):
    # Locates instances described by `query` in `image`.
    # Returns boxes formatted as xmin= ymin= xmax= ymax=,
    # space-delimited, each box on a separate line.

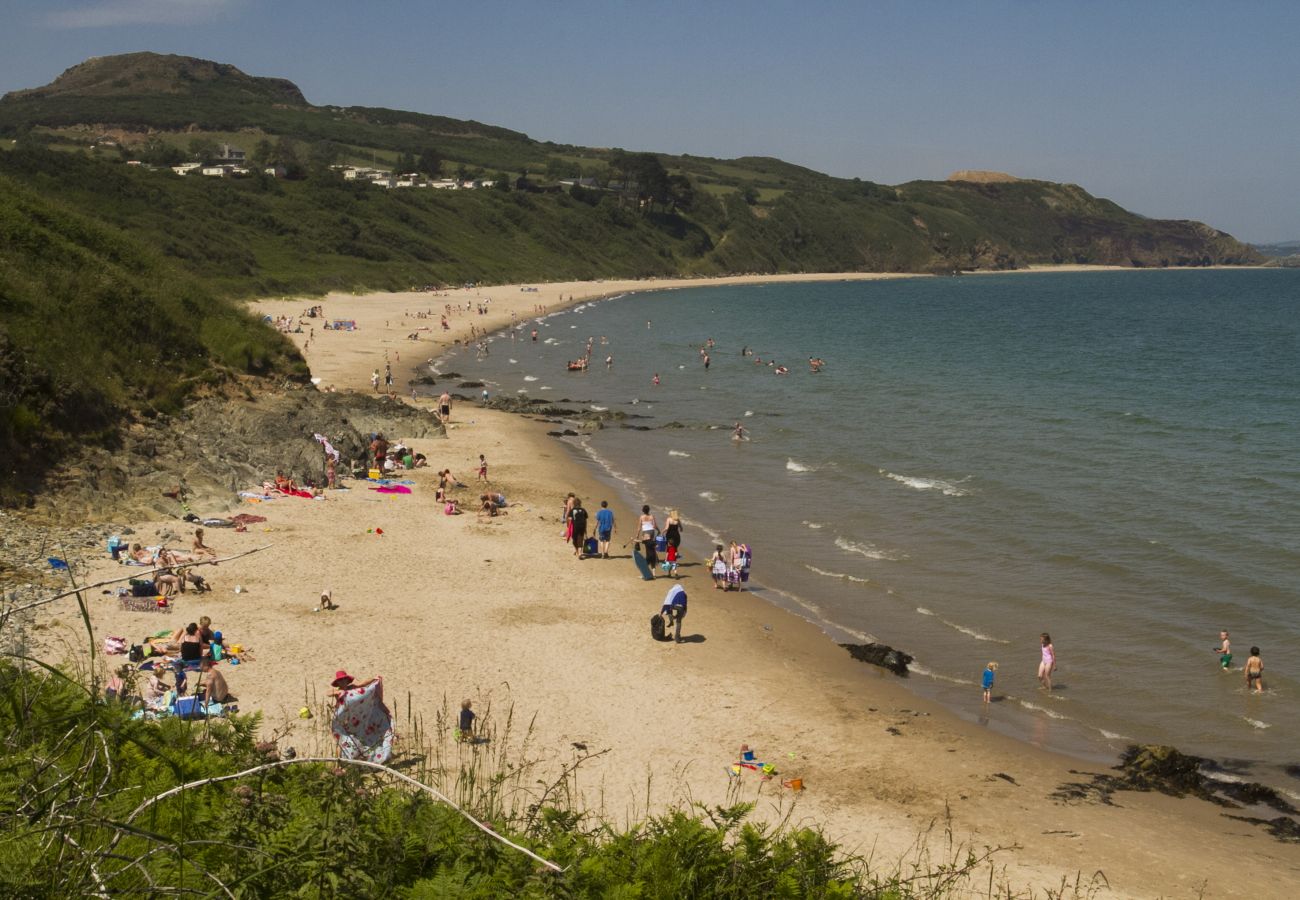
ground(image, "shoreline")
xmin=28 ymin=268 xmax=1298 ymax=897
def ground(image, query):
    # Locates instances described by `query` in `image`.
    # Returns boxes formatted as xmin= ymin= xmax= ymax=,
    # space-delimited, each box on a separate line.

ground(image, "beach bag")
xmin=131 ymin=580 xmax=156 ymax=597
xmin=103 ymin=636 xmax=127 ymax=655
xmin=650 ymin=613 xmax=667 ymax=642
xmin=655 ymin=535 xmax=668 ymax=553
xmin=128 ymin=644 xmax=144 ymax=663
xmin=584 ymin=537 xmax=598 ymax=555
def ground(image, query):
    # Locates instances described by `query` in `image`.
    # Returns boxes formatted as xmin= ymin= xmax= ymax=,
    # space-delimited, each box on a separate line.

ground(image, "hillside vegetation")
xmin=0 ymin=52 xmax=1264 ymax=498
xmin=0 ymin=166 xmax=305 ymax=500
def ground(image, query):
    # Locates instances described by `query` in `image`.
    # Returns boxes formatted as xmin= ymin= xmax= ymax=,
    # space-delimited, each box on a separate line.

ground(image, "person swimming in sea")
xmin=732 ymin=422 xmax=748 ymax=441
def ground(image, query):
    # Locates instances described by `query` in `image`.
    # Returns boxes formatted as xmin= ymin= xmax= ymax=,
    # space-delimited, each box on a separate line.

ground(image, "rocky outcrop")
xmin=947 ymin=170 xmax=1021 ymax=183
xmin=839 ymin=642 xmax=913 ymax=676
xmin=32 ymin=388 xmax=442 ymax=524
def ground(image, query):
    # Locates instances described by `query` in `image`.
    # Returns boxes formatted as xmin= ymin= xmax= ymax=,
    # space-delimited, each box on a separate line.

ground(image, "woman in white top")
xmin=638 ymin=505 xmax=659 ymax=571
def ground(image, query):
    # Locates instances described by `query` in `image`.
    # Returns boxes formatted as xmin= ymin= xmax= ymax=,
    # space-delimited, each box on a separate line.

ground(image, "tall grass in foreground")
xmin=0 ymin=581 xmax=1110 ymax=897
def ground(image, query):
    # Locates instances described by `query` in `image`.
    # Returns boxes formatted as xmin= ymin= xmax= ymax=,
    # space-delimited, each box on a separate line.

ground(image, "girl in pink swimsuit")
xmin=1038 ymin=633 xmax=1056 ymax=691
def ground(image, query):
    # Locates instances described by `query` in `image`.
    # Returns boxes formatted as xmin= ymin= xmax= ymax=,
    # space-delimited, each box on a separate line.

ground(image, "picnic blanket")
xmin=370 ymin=485 xmax=412 ymax=495
xmin=331 ymin=678 xmax=394 ymax=763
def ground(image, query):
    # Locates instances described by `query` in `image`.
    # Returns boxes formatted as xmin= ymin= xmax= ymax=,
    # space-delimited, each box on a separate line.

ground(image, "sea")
xmin=440 ymin=269 xmax=1300 ymax=790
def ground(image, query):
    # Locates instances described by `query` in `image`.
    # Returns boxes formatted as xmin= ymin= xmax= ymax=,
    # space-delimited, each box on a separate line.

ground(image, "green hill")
xmin=0 ymin=166 xmax=305 ymax=501
xmin=0 ymin=53 xmax=1265 ymax=498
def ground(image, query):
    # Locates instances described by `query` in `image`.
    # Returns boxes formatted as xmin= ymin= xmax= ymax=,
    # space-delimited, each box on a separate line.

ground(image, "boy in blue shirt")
xmin=982 ymin=661 xmax=998 ymax=703
xmin=595 ymin=500 xmax=615 ymax=558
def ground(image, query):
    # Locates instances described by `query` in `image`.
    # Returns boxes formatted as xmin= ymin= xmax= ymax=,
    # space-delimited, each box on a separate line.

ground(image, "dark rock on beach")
xmin=458 ymin=381 xmax=485 ymax=388
xmin=839 ymin=642 xmax=913 ymax=676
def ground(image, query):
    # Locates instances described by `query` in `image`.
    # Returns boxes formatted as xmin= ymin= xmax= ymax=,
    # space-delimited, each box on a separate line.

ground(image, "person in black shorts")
xmin=570 ymin=499 xmax=589 ymax=559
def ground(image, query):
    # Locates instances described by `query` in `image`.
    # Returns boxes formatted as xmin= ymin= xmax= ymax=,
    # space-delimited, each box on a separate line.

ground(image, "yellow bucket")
xmin=783 ymin=778 xmax=804 ymax=791
xmin=368 ymin=468 xmax=381 ymax=480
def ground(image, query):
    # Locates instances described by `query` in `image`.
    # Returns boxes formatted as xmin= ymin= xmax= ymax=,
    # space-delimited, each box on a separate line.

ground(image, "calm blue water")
xmin=447 ymin=270 xmax=1300 ymax=784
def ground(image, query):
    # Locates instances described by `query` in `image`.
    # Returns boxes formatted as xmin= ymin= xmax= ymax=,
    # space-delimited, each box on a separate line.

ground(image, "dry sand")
xmin=43 ymin=273 xmax=1300 ymax=897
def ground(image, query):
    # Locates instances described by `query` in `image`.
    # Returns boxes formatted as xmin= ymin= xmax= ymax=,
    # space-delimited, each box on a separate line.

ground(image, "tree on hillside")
xmin=668 ymin=174 xmax=695 ymax=213
xmin=250 ymin=138 xmax=275 ymax=168
xmin=417 ymin=148 xmax=441 ymax=177
xmin=273 ymin=137 xmax=305 ymax=179
xmin=395 ymin=150 xmax=417 ymax=175
xmin=607 ymin=150 xmax=670 ymax=212
xmin=492 ymin=172 xmax=511 ymax=191
xmin=138 ymin=137 xmax=183 ymax=166
xmin=187 ymin=136 xmax=218 ymax=162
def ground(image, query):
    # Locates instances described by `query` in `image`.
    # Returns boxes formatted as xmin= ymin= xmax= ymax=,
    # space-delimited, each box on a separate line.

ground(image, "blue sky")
xmin=3 ymin=0 xmax=1298 ymax=241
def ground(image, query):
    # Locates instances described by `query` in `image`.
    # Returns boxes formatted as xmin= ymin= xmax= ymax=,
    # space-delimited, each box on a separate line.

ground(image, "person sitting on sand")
xmin=191 ymin=528 xmax=217 ymax=558
xmin=199 ymin=659 xmax=234 ymax=704
xmin=444 ymin=499 xmax=462 ymax=515
xmin=273 ymin=470 xmax=298 ymax=493
xmin=141 ymin=670 xmax=170 ymax=707
xmin=478 ymin=494 xmax=508 ymax=517
xmin=179 ymin=622 xmax=206 ymax=665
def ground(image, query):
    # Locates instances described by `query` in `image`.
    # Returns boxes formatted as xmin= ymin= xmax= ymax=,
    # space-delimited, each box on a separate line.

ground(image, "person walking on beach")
xmin=438 ymin=390 xmax=453 ymax=425
xmin=1245 ymin=647 xmax=1265 ymax=693
xmin=710 ymin=545 xmax=730 ymax=590
xmin=458 ymin=699 xmax=477 ymax=742
xmin=1037 ymin=633 xmax=1056 ymax=691
xmin=982 ymin=662 xmax=998 ymax=704
xmin=661 ymin=583 xmax=688 ymax=643
xmin=638 ymin=504 xmax=659 ymax=572
xmin=1214 ymin=631 xmax=1232 ymax=670
xmin=570 ymin=499 xmax=589 ymax=559
xmin=384 ymin=363 xmax=393 ymax=394
xmin=371 ymin=369 xmax=380 ymax=393
xmin=476 ymin=454 xmax=488 ymax=483
xmin=595 ymin=500 xmax=615 ymax=558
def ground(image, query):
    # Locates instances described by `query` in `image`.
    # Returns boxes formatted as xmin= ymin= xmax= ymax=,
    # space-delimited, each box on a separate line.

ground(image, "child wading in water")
xmin=982 ymin=662 xmax=998 ymax=703
xmin=1037 ymin=633 xmax=1056 ymax=691
xmin=1245 ymin=647 xmax=1265 ymax=693
xmin=1214 ymin=630 xmax=1232 ymax=670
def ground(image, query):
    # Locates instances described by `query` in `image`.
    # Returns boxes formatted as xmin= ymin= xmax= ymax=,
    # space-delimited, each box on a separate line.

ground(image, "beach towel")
xmin=370 ymin=485 xmax=412 ymax=494
xmin=331 ymin=679 xmax=394 ymax=763
xmin=229 ymin=513 xmax=268 ymax=526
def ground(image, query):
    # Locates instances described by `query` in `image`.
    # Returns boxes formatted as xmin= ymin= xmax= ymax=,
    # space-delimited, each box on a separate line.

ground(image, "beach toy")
xmin=368 ymin=468 xmax=381 ymax=480
xmin=229 ymin=657 xmax=240 ymax=665
xmin=298 ymin=707 xmax=312 ymax=719
xmin=234 ymin=585 xmax=244 ymax=594
xmin=47 ymin=557 xmax=70 ymax=571
xmin=375 ymin=527 xmax=384 ymax=535
xmin=782 ymin=778 xmax=804 ymax=791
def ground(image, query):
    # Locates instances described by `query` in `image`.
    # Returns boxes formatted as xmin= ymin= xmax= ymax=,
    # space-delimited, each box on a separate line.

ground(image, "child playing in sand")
xmin=458 ymin=699 xmax=476 ymax=742
xmin=982 ymin=662 xmax=998 ymax=703
xmin=1213 ymin=631 xmax=1232 ymax=670
xmin=1245 ymin=647 xmax=1264 ymax=693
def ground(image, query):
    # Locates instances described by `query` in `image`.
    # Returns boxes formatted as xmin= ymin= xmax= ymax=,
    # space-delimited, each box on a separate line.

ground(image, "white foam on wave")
xmin=577 ymin=438 xmax=641 ymax=489
xmin=1243 ymin=717 xmax=1271 ymax=730
xmin=744 ymin=410 xmax=754 ymax=417
xmin=1018 ymin=700 xmax=1069 ymax=720
xmin=940 ymin=619 xmax=1009 ymax=643
xmin=916 ymin=607 xmax=934 ymax=616
xmin=835 ymin=536 xmax=906 ymax=561
xmin=801 ymin=520 xmax=824 ymax=529
xmin=803 ymin=564 xmax=870 ymax=584
xmin=786 ymin=459 xmax=813 ymax=473
xmin=523 ymin=375 xmax=538 ymax=382
xmin=698 ymin=491 xmax=720 ymax=502
xmin=669 ymin=450 xmax=691 ymax=458
xmin=539 ymin=386 xmax=552 ymax=391
xmin=543 ymin=338 xmax=556 ymax=344
xmin=508 ymin=358 xmax=518 ymax=364
xmin=909 ymin=662 xmax=976 ymax=686
xmin=516 ymin=389 xmax=528 ymax=394
xmin=880 ymin=470 xmax=972 ymax=497
xmin=1099 ymin=729 xmax=1130 ymax=741
xmin=590 ymin=405 xmax=607 ymax=412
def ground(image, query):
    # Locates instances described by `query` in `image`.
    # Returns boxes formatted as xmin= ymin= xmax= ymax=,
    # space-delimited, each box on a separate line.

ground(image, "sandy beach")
xmin=39 ymin=272 xmax=1300 ymax=897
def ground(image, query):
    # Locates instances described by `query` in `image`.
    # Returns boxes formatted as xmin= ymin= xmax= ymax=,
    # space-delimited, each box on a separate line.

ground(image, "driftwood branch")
xmin=121 ymin=756 xmax=565 ymax=873
xmin=0 ymin=545 xmax=272 ymax=623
